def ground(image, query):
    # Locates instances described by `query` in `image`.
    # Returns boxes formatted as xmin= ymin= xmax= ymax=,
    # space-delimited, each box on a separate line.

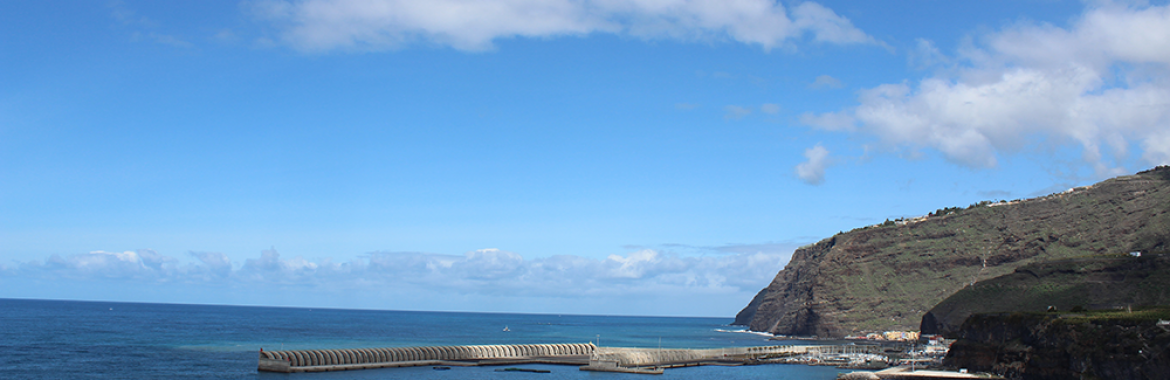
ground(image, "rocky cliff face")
xmin=734 ymin=166 xmax=1170 ymax=337
xmin=944 ymin=310 xmax=1170 ymax=380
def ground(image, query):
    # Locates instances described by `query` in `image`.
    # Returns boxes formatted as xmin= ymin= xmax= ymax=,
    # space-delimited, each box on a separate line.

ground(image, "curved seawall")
xmin=258 ymin=343 xmax=596 ymax=372
xmin=258 ymin=343 xmax=880 ymax=374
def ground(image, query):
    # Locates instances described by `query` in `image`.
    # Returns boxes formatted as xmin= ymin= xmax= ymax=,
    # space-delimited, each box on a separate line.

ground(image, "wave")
xmin=711 ymin=327 xmax=776 ymax=336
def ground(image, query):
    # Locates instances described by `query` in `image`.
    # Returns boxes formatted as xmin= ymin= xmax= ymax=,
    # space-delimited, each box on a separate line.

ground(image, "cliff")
xmin=921 ymin=254 xmax=1170 ymax=337
xmin=734 ymin=166 xmax=1170 ymax=337
xmin=944 ymin=309 xmax=1170 ymax=379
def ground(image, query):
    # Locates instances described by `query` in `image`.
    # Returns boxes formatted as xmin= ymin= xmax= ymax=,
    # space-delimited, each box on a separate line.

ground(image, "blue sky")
xmin=2 ymin=0 xmax=1168 ymax=317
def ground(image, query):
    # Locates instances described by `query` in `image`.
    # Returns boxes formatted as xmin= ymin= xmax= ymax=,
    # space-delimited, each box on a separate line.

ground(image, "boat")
xmin=432 ymin=366 xmax=451 ymax=370
xmin=503 ymin=326 xmax=510 ymax=332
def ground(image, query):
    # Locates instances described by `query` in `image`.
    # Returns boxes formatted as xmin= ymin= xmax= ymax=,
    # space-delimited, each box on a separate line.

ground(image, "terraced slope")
xmin=734 ymin=166 xmax=1170 ymax=338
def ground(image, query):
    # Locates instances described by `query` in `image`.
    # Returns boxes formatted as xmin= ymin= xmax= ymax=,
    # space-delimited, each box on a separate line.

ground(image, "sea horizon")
xmin=0 ymin=296 xmax=733 ymax=321
xmin=1 ymin=297 xmax=845 ymax=379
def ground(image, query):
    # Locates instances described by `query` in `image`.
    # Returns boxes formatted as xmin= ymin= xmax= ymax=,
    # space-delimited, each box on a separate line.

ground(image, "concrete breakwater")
xmin=257 ymin=343 xmax=595 ymax=373
xmin=258 ymin=343 xmax=884 ymax=374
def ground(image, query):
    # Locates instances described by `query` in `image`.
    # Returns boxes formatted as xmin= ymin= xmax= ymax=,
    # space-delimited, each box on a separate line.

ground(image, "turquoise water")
xmin=0 ymin=298 xmax=843 ymax=379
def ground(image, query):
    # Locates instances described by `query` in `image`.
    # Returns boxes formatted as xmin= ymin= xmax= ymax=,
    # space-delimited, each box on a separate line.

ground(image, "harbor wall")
xmin=258 ymin=343 xmax=885 ymax=373
xmin=258 ymin=343 xmax=595 ymax=373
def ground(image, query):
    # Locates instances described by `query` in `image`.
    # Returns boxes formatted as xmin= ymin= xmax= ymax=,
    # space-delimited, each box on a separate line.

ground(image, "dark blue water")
xmin=0 ymin=298 xmax=843 ymax=379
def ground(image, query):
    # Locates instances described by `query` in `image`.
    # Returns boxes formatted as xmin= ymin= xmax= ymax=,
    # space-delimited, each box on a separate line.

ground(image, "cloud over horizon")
xmin=801 ymin=2 xmax=1170 ymax=178
xmin=248 ymin=0 xmax=878 ymax=52
xmin=6 ymin=246 xmax=793 ymax=315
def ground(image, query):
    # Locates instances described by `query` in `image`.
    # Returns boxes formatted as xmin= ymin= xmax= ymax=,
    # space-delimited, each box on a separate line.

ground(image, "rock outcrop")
xmin=734 ymin=166 xmax=1170 ymax=337
xmin=944 ymin=309 xmax=1170 ymax=379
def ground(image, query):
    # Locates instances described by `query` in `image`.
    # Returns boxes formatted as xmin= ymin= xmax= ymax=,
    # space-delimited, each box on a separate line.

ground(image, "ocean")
xmin=0 ymin=298 xmax=843 ymax=379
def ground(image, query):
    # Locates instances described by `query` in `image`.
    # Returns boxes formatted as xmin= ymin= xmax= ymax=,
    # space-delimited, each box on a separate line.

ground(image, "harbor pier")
xmin=258 ymin=343 xmax=885 ymax=374
xmin=257 ymin=343 xmax=595 ymax=373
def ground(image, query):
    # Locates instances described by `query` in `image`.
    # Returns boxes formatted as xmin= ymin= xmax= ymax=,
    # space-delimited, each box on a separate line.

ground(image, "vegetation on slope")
xmin=945 ymin=307 xmax=1170 ymax=379
xmin=921 ymin=254 xmax=1170 ymax=337
xmin=736 ymin=166 xmax=1170 ymax=337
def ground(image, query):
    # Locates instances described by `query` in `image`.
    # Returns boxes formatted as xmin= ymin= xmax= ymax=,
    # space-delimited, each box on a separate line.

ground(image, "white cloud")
xmin=109 ymin=1 xmax=193 ymax=49
xmin=908 ymin=38 xmax=948 ymax=69
xmin=24 ymin=250 xmax=168 ymax=280
xmin=795 ymin=144 xmax=831 ymax=185
xmin=723 ymin=105 xmax=752 ymax=120
xmin=808 ymin=74 xmax=843 ymax=89
xmin=10 ymin=246 xmax=791 ymax=297
xmin=760 ymin=103 xmax=781 ymax=114
xmin=189 ymin=251 xmax=232 ymax=278
xmin=807 ymin=2 xmax=1170 ymax=173
xmin=249 ymin=0 xmax=878 ymax=52
xmin=108 ymin=0 xmax=157 ymax=28
xmin=1143 ymin=130 xmax=1170 ymax=164
xmin=144 ymin=32 xmax=194 ymax=48
xmin=3 ymin=246 xmax=800 ymax=316
xmin=455 ymin=248 xmax=526 ymax=280
xmin=800 ymin=111 xmax=854 ymax=131
xmin=604 ymin=249 xmax=661 ymax=278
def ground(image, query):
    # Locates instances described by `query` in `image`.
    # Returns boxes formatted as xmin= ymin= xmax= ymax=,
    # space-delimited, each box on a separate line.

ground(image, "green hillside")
xmin=922 ymin=254 xmax=1170 ymax=337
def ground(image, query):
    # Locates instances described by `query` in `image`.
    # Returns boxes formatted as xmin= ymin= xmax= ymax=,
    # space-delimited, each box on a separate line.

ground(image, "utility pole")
xmin=910 ymin=340 xmax=916 ymax=372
